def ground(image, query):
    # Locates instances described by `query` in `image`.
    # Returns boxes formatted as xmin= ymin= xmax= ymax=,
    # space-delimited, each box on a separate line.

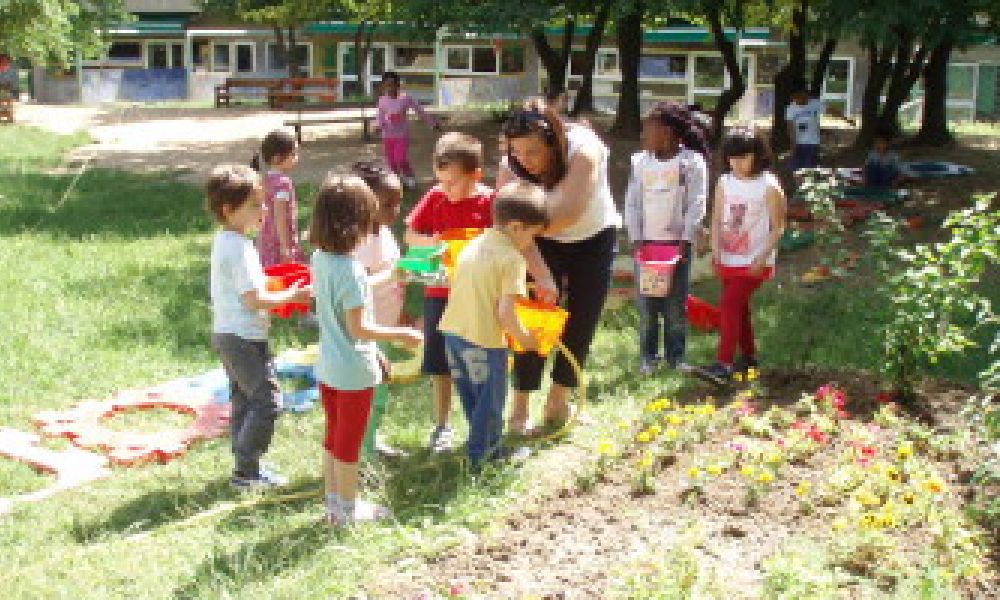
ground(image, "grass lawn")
xmin=0 ymin=123 xmax=996 ymax=598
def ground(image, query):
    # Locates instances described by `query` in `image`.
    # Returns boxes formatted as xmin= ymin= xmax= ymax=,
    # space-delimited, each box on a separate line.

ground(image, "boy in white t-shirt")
xmin=785 ymin=84 xmax=824 ymax=172
xmin=206 ymin=164 xmax=312 ymax=489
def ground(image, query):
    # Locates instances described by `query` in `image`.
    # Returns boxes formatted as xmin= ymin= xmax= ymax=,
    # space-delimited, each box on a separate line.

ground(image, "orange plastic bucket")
xmin=508 ymin=298 xmax=569 ymax=356
xmin=440 ymin=228 xmax=483 ymax=276
xmin=263 ymin=262 xmax=312 ymax=318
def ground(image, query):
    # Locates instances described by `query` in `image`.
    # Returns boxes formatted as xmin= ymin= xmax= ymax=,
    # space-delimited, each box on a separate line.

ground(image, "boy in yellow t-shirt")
xmin=438 ymin=182 xmax=549 ymax=467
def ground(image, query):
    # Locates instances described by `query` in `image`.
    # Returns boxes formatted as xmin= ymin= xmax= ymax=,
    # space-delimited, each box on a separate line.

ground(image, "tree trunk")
xmin=354 ymin=21 xmax=373 ymax=97
xmin=613 ymin=0 xmax=644 ymax=136
xmin=530 ymin=18 xmax=575 ymax=95
xmin=707 ymin=6 xmax=745 ymax=141
xmin=771 ymin=0 xmax=808 ymax=152
xmin=273 ymin=25 xmax=288 ymax=74
xmin=856 ymin=42 xmax=893 ymax=147
xmin=810 ymin=37 xmax=837 ymax=97
xmin=880 ymin=39 xmax=929 ymax=137
xmin=287 ymin=27 xmax=302 ymax=78
xmin=915 ymin=38 xmax=954 ymax=146
xmin=571 ymin=0 xmax=612 ymax=116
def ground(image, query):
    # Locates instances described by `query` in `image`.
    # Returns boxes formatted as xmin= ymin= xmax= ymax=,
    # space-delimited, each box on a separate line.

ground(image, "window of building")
xmin=212 ymin=43 xmax=230 ymax=72
xmin=447 ymin=47 xmax=470 ymax=71
xmin=393 ymin=46 xmax=435 ymax=70
xmin=147 ymin=42 xmax=184 ymax=69
xmin=472 ymin=47 xmax=496 ymax=73
xmin=639 ymin=53 xmax=687 ymax=79
xmin=107 ymin=42 xmax=143 ymax=65
xmin=266 ymin=43 xmax=312 ymax=73
xmin=235 ymin=43 xmax=255 ymax=73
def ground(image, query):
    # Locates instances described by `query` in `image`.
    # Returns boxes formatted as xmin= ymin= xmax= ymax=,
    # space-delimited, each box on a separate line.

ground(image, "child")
xmin=351 ymin=161 xmax=406 ymax=460
xmin=438 ymin=182 xmax=548 ymax=468
xmin=376 ymin=71 xmax=441 ymax=188
xmin=624 ymin=101 xmax=710 ymax=375
xmin=405 ymin=132 xmax=495 ymax=453
xmin=252 ymin=129 xmax=304 ymax=267
xmin=310 ymin=174 xmax=422 ymax=526
xmin=785 ymin=82 xmax=823 ymax=172
xmin=694 ymin=128 xmax=786 ymax=386
xmin=205 ymin=164 xmax=312 ymax=489
xmin=864 ymin=128 xmax=905 ymax=189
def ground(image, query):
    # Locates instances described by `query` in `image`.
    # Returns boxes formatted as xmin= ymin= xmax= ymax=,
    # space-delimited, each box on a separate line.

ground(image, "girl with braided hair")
xmin=624 ymin=101 xmax=711 ymax=374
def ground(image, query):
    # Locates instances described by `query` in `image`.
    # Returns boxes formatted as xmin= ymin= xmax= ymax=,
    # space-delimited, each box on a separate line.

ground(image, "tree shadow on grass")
xmin=71 ymin=476 xmax=322 ymax=543
xmin=171 ymin=520 xmax=335 ymax=600
xmin=0 ymin=167 xmax=208 ymax=240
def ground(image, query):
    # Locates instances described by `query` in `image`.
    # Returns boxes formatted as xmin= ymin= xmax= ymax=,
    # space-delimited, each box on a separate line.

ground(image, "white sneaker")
xmin=352 ymin=499 xmax=392 ymax=522
xmin=429 ymin=425 xmax=455 ymax=453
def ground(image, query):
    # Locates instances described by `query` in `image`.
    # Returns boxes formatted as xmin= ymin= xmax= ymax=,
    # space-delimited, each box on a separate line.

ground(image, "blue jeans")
xmin=790 ymin=144 xmax=820 ymax=171
xmin=864 ymin=161 xmax=899 ymax=189
xmin=444 ymin=334 xmax=509 ymax=465
xmin=636 ymin=250 xmax=691 ymax=366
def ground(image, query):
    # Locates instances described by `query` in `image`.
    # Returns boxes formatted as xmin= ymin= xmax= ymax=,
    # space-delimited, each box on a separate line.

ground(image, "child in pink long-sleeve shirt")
xmin=375 ymin=71 xmax=440 ymax=188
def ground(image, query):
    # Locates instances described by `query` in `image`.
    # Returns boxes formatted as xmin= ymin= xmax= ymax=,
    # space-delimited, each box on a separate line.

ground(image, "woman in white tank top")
xmin=497 ymin=99 xmax=621 ymax=433
xmin=694 ymin=127 xmax=786 ymax=387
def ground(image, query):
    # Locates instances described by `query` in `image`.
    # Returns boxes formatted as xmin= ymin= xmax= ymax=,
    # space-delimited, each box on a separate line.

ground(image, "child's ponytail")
xmin=250 ymin=152 xmax=262 ymax=173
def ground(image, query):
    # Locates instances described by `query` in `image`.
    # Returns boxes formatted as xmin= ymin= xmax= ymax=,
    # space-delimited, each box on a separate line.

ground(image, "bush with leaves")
xmin=864 ymin=194 xmax=1000 ymax=400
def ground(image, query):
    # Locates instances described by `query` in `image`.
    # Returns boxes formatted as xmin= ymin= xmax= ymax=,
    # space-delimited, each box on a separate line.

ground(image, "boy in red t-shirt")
xmin=405 ymin=132 xmax=494 ymax=453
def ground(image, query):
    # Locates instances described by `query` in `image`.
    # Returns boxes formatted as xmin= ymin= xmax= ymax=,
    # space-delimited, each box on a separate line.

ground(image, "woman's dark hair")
xmin=381 ymin=71 xmax=400 ymax=86
xmin=309 ymin=174 xmax=377 ymax=254
xmin=251 ymin=129 xmax=297 ymax=171
xmin=719 ymin=126 xmax=773 ymax=176
xmin=645 ymin=101 xmax=712 ymax=163
xmin=351 ymin=160 xmax=402 ymax=232
xmin=501 ymin=98 xmax=569 ymax=189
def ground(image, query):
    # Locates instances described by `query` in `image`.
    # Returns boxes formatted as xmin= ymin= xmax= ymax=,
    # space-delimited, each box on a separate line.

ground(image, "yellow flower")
xmin=859 ymin=512 xmax=880 ymax=529
xmin=897 ymin=441 xmax=914 ymax=460
xmin=648 ymin=424 xmax=662 ymax=437
xmin=758 ymin=470 xmax=775 ymax=484
xmin=740 ymin=465 xmax=756 ymax=478
xmin=636 ymin=431 xmax=653 ymax=444
xmin=617 ymin=420 xmax=631 ymax=430
xmin=923 ymin=475 xmax=947 ymax=495
xmin=639 ymin=453 xmax=654 ymax=470
xmin=746 ymin=367 xmax=759 ymax=382
xmin=764 ymin=452 xmax=782 ymax=465
xmin=707 ymin=463 xmax=725 ymax=476
xmin=667 ymin=415 xmax=684 ymax=426
xmin=832 ymin=517 xmax=848 ymax=532
xmin=734 ymin=371 xmax=744 ymax=382
xmin=795 ymin=481 xmax=812 ymax=497
xmin=665 ymin=428 xmax=679 ymax=440
xmin=688 ymin=467 xmax=703 ymax=479
xmin=856 ymin=490 xmax=881 ymax=506
xmin=596 ymin=439 xmax=615 ymax=456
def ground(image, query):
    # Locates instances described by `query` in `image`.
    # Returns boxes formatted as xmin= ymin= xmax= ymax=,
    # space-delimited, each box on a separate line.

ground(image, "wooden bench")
xmin=214 ymin=78 xmax=281 ymax=108
xmin=267 ymin=78 xmax=339 ymax=109
xmin=285 ymin=108 xmax=448 ymax=144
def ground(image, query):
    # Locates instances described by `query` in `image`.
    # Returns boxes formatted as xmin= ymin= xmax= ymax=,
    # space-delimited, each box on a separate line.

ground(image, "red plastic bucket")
xmin=263 ymin=262 xmax=312 ymax=318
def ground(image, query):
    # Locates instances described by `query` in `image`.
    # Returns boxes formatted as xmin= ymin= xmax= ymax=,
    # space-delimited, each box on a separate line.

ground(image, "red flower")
xmin=876 ymin=391 xmax=895 ymax=404
xmin=836 ymin=409 xmax=852 ymax=420
xmin=808 ymin=428 xmax=828 ymax=444
xmin=861 ymin=445 xmax=877 ymax=457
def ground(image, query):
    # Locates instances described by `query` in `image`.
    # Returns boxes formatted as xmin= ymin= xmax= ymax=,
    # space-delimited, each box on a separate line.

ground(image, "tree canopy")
xmin=0 ymin=0 xmax=129 ymax=66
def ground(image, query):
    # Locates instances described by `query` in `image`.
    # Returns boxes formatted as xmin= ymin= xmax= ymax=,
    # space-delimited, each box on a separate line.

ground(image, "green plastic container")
xmin=397 ymin=245 xmax=445 ymax=274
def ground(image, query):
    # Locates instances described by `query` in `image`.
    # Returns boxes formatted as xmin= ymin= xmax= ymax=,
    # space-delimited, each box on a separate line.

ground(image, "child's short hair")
xmin=434 ymin=132 xmax=483 ymax=173
xmin=253 ymin=129 xmax=297 ymax=171
xmin=351 ymin=160 xmax=402 ymax=230
xmin=493 ymin=182 xmax=549 ymax=228
xmin=720 ymin=126 xmax=772 ymax=176
xmin=309 ymin=174 xmax=377 ymax=254
xmin=205 ymin=164 xmax=261 ymax=223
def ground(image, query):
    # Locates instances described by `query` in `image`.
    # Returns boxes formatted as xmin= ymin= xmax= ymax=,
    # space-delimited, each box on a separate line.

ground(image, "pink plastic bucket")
xmin=635 ymin=244 xmax=680 ymax=297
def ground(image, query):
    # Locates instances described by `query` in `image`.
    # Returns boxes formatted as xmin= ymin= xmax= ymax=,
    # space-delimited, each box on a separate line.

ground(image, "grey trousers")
xmin=212 ymin=333 xmax=281 ymax=476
